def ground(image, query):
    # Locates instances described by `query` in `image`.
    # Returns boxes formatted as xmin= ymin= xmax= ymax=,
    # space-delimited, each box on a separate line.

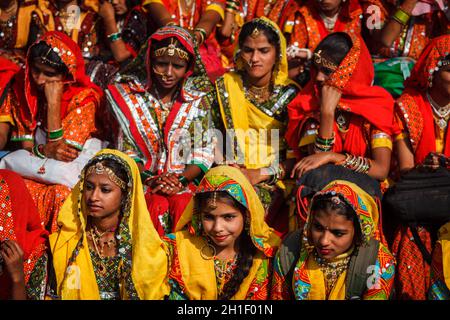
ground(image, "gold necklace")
xmin=246 ymin=81 xmax=272 ymax=104
xmin=87 ymin=225 xmax=117 ymax=275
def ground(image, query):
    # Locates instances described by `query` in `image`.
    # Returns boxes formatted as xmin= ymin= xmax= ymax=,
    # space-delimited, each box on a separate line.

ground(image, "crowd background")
xmin=0 ymin=0 xmax=448 ymax=300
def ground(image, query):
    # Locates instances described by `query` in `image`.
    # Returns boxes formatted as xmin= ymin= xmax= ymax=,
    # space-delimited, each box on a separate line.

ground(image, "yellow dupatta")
xmin=437 ymin=222 xmax=450 ymax=290
xmin=49 ymin=149 xmax=169 ymax=300
xmin=216 ymin=17 xmax=299 ymax=170
xmin=173 ymin=165 xmax=281 ymax=299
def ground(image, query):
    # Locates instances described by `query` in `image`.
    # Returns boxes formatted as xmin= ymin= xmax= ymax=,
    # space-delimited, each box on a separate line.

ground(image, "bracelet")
xmin=33 ymin=144 xmax=46 ymax=159
xmin=178 ymin=175 xmax=189 ymax=187
xmin=107 ymin=32 xmax=122 ymax=42
xmin=194 ymin=27 xmax=207 ymax=45
xmin=48 ymin=136 xmax=64 ymax=143
xmin=315 ymin=133 xmax=335 ymax=146
xmin=339 ymin=153 xmax=371 ymax=174
xmin=48 ymin=127 xmax=64 ymax=140
xmin=225 ymin=7 xmax=237 ymax=14
xmin=165 ymin=21 xmax=178 ymax=26
xmin=392 ymin=8 xmax=410 ymax=26
xmin=140 ymin=170 xmax=154 ymax=184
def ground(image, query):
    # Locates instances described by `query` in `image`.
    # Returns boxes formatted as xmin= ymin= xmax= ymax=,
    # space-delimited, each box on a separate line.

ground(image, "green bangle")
xmin=33 ymin=144 xmax=45 ymax=159
xmin=178 ymin=175 xmax=189 ymax=187
xmin=48 ymin=128 xmax=64 ymax=140
xmin=107 ymin=32 xmax=122 ymax=42
xmin=140 ymin=170 xmax=154 ymax=183
xmin=393 ymin=8 xmax=410 ymax=26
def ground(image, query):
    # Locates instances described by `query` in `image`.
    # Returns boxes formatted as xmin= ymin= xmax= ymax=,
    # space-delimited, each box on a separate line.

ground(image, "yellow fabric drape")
xmin=173 ymin=166 xmax=280 ymax=299
xmin=16 ymin=3 xmax=37 ymax=48
xmin=217 ymin=17 xmax=299 ymax=170
xmin=50 ymin=149 xmax=169 ymax=300
xmin=217 ymin=72 xmax=285 ymax=169
xmin=437 ymin=222 xmax=450 ymax=290
xmin=174 ymin=230 xmax=265 ymax=300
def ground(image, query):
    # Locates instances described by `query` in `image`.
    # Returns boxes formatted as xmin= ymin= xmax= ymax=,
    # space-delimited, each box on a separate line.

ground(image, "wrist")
xmin=10 ymin=271 xmax=25 ymax=284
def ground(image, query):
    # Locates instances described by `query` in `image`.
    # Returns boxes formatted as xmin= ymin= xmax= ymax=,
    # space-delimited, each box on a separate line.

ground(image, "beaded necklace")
xmin=313 ymin=246 xmax=354 ymax=296
xmin=213 ymin=254 xmax=239 ymax=296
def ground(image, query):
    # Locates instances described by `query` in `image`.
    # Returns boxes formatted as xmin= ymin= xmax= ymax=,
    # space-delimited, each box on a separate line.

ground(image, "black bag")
xmin=383 ymin=167 xmax=450 ymax=226
xmin=383 ymin=167 xmax=450 ymax=265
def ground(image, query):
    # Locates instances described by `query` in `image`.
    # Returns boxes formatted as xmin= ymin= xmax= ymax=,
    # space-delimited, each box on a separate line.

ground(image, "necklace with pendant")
xmin=427 ymin=91 xmax=450 ymax=130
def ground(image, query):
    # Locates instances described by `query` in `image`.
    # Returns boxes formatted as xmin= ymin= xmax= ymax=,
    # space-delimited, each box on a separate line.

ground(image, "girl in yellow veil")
xmin=49 ymin=149 xmax=169 ymax=300
xmin=165 ymin=165 xmax=280 ymax=300
xmin=210 ymin=17 xmax=301 ymax=236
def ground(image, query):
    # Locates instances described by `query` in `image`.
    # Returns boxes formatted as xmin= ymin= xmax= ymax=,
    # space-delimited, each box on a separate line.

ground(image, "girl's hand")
xmin=98 ymin=0 xmax=116 ymax=21
xmin=291 ymin=152 xmax=335 ymax=178
xmin=0 ymin=240 xmax=25 ymax=283
xmin=320 ymin=85 xmax=342 ymax=115
xmin=43 ymin=140 xmax=79 ymax=162
xmin=44 ymin=81 xmax=64 ymax=108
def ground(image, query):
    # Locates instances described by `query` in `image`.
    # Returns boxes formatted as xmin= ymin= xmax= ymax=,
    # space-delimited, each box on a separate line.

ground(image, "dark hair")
xmin=314 ymin=32 xmax=353 ymax=67
xmin=310 ymin=193 xmax=362 ymax=245
xmin=28 ymin=41 xmax=69 ymax=76
xmin=196 ymin=191 xmax=256 ymax=300
xmin=126 ymin=0 xmax=141 ymax=9
xmin=238 ymin=20 xmax=281 ymax=58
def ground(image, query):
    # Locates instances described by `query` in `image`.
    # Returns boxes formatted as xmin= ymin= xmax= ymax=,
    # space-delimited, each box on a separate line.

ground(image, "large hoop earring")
xmin=200 ymin=241 xmax=216 ymax=260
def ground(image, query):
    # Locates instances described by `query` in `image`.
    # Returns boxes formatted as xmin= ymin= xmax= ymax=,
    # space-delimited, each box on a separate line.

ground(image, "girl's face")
xmin=310 ymin=209 xmax=355 ymax=260
xmin=30 ymin=60 xmax=65 ymax=90
xmin=151 ymin=52 xmax=189 ymax=90
xmin=316 ymin=0 xmax=343 ymax=13
xmin=83 ymin=171 xmax=123 ymax=219
xmin=111 ymin=0 xmax=128 ymax=15
xmin=240 ymin=32 xmax=277 ymax=81
xmin=432 ymin=65 xmax=450 ymax=99
xmin=201 ymin=200 xmax=245 ymax=251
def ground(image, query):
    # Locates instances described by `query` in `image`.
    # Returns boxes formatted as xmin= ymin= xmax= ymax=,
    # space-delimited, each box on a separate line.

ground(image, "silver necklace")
xmin=426 ymin=91 xmax=450 ymax=130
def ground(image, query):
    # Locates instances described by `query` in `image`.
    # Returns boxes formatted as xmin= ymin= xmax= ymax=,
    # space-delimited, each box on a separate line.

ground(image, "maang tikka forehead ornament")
xmin=154 ymin=38 xmax=189 ymax=61
xmin=86 ymin=162 xmax=127 ymax=190
xmin=313 ymin=50 xmax=338 ymax=72
xmin=251 ymin=27 xmax=260 ymax=39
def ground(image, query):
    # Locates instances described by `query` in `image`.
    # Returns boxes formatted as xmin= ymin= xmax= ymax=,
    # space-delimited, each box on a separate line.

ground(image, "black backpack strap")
xmin=278 ymin=229 xmax=302 ymax=283
xmin=345 ymin=238 xmax=380 ymax=300
xmin=409 ymin=224 xmax=432 ymax=265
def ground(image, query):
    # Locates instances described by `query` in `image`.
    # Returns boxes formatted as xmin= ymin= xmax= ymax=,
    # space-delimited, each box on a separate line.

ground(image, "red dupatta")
xmin=395 ymin=34 xmax=450 ymax=164
xmin=0 ymin=57 xmax=20 ymax=97
xmin=285 ymin=34 xmax=395 ymax=159
xmin=279 ymin=0 xmax=363 ymax=50
xmin=13 ymin=31 xmax=102 ymax=135
xmin=0 ymin=170 xmax=48 ymax=300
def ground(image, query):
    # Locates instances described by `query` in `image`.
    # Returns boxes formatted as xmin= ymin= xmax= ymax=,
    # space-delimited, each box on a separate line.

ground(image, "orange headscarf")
xmin=395 ymin=34 xmax=450 ymax=164
xmin=285 ymin=33 xmax=395 ymax=158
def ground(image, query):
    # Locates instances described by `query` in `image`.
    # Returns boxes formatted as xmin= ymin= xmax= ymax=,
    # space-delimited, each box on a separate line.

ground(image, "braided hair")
xmin=196 ymin=191 xmax=257 ymax=300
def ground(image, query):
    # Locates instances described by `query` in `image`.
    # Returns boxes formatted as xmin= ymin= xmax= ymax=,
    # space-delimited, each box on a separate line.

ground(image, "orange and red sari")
xmin=278 ymin=0 xmax=363 ymax=51
xmin=0 ymin=169 xmax=48 ymax=300
xmin=285 ymin=34 xmax=396 ymax=161
xmin=10 ymin=31 xmax=102 ymax=233
xmin=361 ymin=0 xmax=448 ymax=60
xmin=392 ymin=35 xmax=450 ymax=300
